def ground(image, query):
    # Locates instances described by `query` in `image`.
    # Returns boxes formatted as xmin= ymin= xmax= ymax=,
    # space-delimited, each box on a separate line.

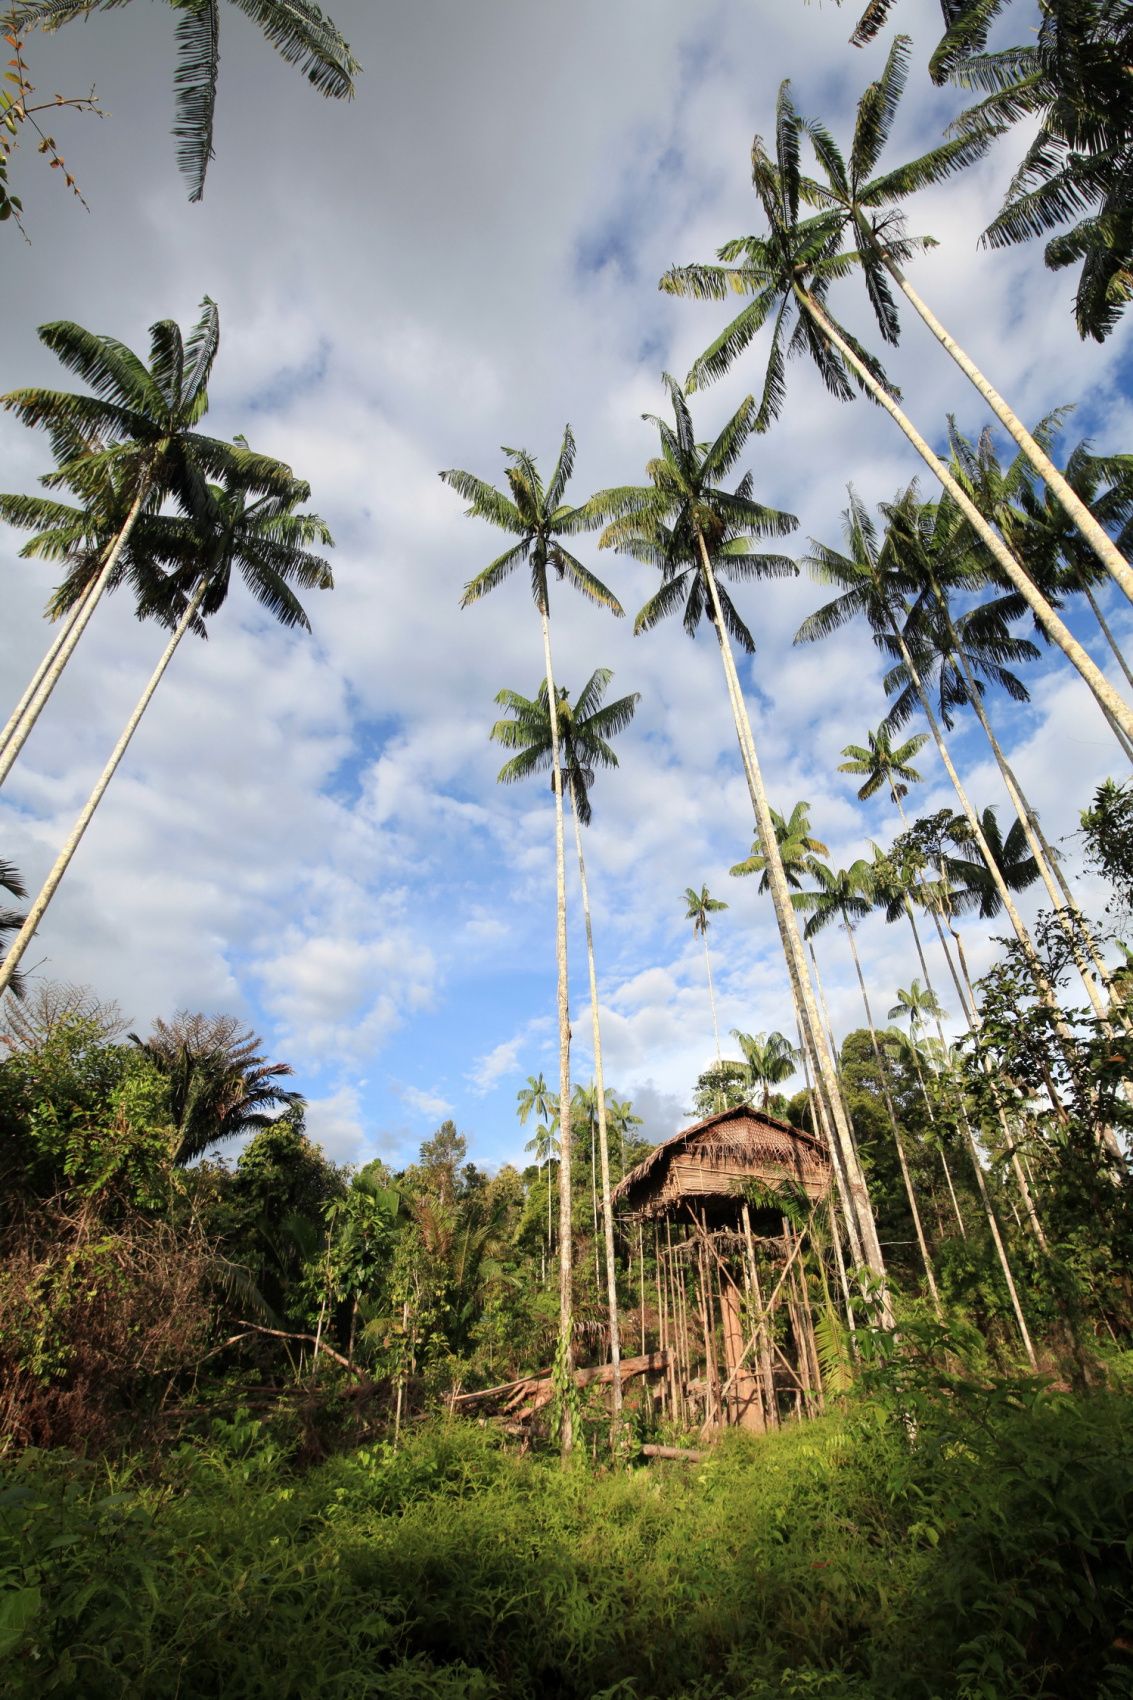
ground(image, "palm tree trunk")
xmin=882 ymin=258 xmax=1133 ymax=607
xmin=539 ymin=602 xmax=574 ymax=1459
xmin=0 ymin=574 xmax=207 ymax=998
xmin=0 ymin=474 xmax=153 ymax=790
xmin=840 ymin=916 xmax=941 ymax=1312
xmin=794 ymin=998 xmax=866 ymax=1271
xmin=695 ymin=530 xmax=889 ymax=1300
xmin=702 ymin=932 xmax=723 ymax=1070
xmin=0 ymin=574 xmax=101 ymax=761
xmin=1080 ymin=582 xmax=1133 ymax=697
xmin=569 ymin=793 xmax=623 ymax=1421
xmin=887 ymin=618 xmax=1079 ymax=1042
xmin=794 ymin=283 xmax=1133 ymax=746
xmin=942 ymin=599 xmax=1119 ymax=1027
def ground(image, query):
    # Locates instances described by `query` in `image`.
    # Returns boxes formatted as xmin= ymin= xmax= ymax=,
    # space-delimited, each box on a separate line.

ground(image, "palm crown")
xmin=13 ymin=0 xmax=359 ymax=202
xmin=839 ymin=725 xmax=928 ymax=803
xmin=490 ymin=670 xmax=639 ymax=827
xmin=590 ymin=375 xmax=797 ymax=654
xmin=731 ymin=802 xmax=829 ymax=891
xmin=441 ymin=427 xmax=621 ymax=620
xmin=683 ymin=885 xmax=727 ymax=938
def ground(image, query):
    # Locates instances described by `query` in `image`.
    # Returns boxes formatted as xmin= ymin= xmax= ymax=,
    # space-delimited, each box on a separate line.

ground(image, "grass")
xmin=2 ymin=1385 xmax=1132 ymax=1698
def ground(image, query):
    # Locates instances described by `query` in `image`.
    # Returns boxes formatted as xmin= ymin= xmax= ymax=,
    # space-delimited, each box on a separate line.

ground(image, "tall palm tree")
xmin=442 ymin=429 xmax=622 ymax=1456
xmin=605 ymin=1095 xmax=644 ymax=1179
xmin=793 ymin=858 xmax=941 ymax=1308
xmin=945 ymin=806 xmax=1040 ymax=921
xmin=796 ymin=32 xmax=1133 ymax=600
xmin=952 ymin=0 xmax=1133 ymax=343
xmin=839 ymin=726 xmax=929 ymax=805
xmin=660 ymin=85 xmax=1133 ymax=744
xmin=13 ymin=0 xmax=359 ymax=202
xmin=591 ymin=378 xmax=889 ymax=1292
xmin=0 ymin=469 xmax=333 ymax=998
xmin=0 ymin=299 xmax=297 ymax=783
xmin=681 ymin=885 xmax=729 ymax=1081
xmin=886 ymin=486 xmax=1122 ymax=1025
xmin=730 ymin=801 xmax=829 ymax=887
xmin=130 ymin=1012 xmax=303 ymax=1165
xmin=889 ymin=979 xmax=945 ymax=1037
xmin=492 ymin=668 xmax=639 ymax=1422
xmin=517 ymin=1071 xmax=558 ymax=1268
xmin=798 ymin=486 xmax=1076 ymax=1037
xmin=731 ymin=1028 xmax=799 ymax=1110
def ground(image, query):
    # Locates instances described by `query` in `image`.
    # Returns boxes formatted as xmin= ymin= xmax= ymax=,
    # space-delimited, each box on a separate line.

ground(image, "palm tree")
xmin=731 ymin=1028 xmax=799 ymax=1110
xmin=796 ymin=33 xmax=1133 ymax=601
xmin=798 ymin=486 xmax=1077 ymax=1038
xmin=730 ymin=801 xmax=830 ymax=888
xmin=0 ymin=469 xmax=333 ymax=998
xmin=130 ymin=1013 xmax=303 ymax=1165
xmin=13 ymin=0 xmax=359 ymax=202
xmin=492 ymin=668 xmax=639 ymax=1422
xmin=683 ymin=886 xmax=729 ymax=1072
xmin=945 ymin=806 xmax=1040 ymax=921
xmin=442 ymin=429 xmax=622 ymax=1455
xmin=793 ymin=858 xmax=941 ymax=1308
xmin=889 ymin=979 xmax=945 ymax=1036
xmin=660 ymin=85 xmax=1133 ymax=744
xmin=591 ymin=377 xmax=889 ymax=1292
xmin=886 ymin=485 xmax=1121 ymax=1027
xmin=0 ymin=861 xmax=27 ymax=999
xmin=605 ymin=1095 xmax=644 ymax=1179
xmin=0 ymin=298 xmax=297 ymax=784
xmin=517 ymin=1071 xmax=558 ymax=1268
xmin=839 ymin=726 xmax=929 ymax=807
xmin=952 ymin=0 xmax=1133 ymax=343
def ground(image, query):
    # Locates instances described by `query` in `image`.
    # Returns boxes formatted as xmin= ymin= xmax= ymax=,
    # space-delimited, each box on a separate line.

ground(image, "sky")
xmin=1 ymin=0 xmax=1131 ymax=1175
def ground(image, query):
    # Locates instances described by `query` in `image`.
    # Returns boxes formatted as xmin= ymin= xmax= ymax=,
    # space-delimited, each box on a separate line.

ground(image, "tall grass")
xmin=2 ymin=1385 xmax=1132 ymax=1698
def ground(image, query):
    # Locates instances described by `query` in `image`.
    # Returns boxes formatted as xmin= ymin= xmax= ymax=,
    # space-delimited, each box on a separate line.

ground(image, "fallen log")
xmin=641 ymin=1444 xmax=706 ymax=1464
xmin=452 ymin=1350 xmax=669 ymax=1414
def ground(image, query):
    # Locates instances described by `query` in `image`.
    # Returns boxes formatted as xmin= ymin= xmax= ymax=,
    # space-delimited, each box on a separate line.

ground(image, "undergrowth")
xmin=2 ymin=1383 xmax=1132 ymax=1699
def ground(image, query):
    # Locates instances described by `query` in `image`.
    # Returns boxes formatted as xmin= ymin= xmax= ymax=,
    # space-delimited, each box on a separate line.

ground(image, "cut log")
xmin=451 ymin=1350 xmax=669 ymax=1415
xmin=641 ymin=1444 xmax=706 ymax=1463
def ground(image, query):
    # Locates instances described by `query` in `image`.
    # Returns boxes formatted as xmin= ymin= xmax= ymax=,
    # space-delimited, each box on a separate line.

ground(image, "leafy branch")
xmin=0 ymin=18 xmax=102 ymax=234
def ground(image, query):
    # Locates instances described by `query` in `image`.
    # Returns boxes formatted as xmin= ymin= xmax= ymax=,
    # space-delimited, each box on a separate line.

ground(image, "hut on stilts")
xmin=612 ymin=1103 xmax=835 ymax=1434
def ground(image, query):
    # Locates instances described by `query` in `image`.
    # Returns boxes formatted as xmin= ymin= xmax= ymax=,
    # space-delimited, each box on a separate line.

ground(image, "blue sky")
xmin=1 ymin=0 xmax=1130 ymax=1174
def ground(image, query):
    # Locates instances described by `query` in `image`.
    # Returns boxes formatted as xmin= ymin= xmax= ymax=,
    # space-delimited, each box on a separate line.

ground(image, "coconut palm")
xmin=796 ymin=32 xmax=1133 ymax=602
xmin=0 ymin=468 xmax=333 ymax=999
xmin=591 ymin=382 xmax=889 ymax=1287
xmin=793 ymin=858 xmax=941 ymax=1307
xmin=731 ymin=1028 xmax=799 ymax=1110
xmin=661 ymin=84 xmax=1133 ymax=743
xmin=0 ymin=298 xmax=297 ymax=783
xmin=443 ymin=429 xmax=621 ymax=1455
xmin=492 ymin=668 xmax=639 ymax=1422
xmin=13 ymin=0 xmax=359 ymax=202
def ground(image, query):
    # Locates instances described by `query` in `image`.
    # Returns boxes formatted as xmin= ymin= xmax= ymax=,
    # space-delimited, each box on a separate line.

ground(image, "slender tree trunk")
xmin=569 ymin=794 xmax=623 ymax=1422
xmin=539 ymin=601 xmax=574 ymax=1459
xmin=882 ymin=258 xmax=1133 ymax=607
xmin=0 ymin=575 xmax=101 ymax=761
xmin=0 ymin=575 xmax=207 ymax=998
xmin=795 ymin=284 xmax=1133 ymax=746
xmin=941 ymin=595 xmax=1119 ymax=1026
xmin=1081 ymin=582 xmax=1133 ymax=692
xmin=0 ymin=475 xmax=153 ymax=790
xmin=702 ymin=931 xmax=722 ymax=1071
xmin=695 ymin=531 xmax=888 ymax=1298
xmin=841 ymin=917 xmax=941 ymax=1312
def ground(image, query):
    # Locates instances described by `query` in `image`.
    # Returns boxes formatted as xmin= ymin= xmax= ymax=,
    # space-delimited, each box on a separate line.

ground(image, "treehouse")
xmin=612 ymin=1104 xmax=835 ymax=1436
xmin=612 ymin=1102 xmax=831 ymax=1224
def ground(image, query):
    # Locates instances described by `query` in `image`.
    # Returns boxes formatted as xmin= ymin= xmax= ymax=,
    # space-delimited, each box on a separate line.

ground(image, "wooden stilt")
xmin=639 ymin=1223 xmax=646 ymax=1355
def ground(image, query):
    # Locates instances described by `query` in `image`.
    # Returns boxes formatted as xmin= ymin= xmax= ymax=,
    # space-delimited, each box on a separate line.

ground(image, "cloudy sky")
xmin=1 ymin=0 xmax=1130 ymax=1172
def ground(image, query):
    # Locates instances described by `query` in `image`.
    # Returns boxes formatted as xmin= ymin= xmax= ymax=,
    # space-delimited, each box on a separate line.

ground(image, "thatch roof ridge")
xmin=612 ymin=1101 xmax=826 ymax=1207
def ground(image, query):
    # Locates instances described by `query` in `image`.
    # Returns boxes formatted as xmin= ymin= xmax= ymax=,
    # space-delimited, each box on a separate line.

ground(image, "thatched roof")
xmin=612 ymin=1101 xmax=830 ymax=1218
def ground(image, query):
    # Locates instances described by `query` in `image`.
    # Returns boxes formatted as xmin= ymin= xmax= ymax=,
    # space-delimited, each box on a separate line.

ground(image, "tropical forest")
xmin=2 ymin=0 xmax=1133 ymax=1695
